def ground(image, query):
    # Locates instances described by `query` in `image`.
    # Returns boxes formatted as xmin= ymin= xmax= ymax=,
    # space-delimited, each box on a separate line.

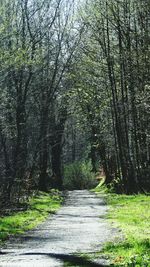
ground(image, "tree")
xmin=73 ymin=0 xmax=150 ymax=193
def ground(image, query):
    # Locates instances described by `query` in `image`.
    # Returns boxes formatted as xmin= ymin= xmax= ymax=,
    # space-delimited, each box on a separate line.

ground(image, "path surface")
xmin=0 ymin=190 xmax=118 ymax=267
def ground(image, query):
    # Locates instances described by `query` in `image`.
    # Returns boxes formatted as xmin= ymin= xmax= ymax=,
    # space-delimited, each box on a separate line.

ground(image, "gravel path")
xmin=0 ymin=190 xmax=118 ymax=267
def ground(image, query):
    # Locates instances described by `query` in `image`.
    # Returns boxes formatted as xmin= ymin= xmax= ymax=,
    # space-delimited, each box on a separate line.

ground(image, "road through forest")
xmin=0 ymin=190 xmax=118 ymax=267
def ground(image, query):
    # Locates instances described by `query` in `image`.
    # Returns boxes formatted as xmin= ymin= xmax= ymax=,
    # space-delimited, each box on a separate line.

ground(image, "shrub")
xmin=63 ymin=160 xmax=98 ymax=190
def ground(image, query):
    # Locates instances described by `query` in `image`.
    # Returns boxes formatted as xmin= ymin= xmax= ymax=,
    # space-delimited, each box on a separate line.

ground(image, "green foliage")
xmin=97 ymin=194 xmax=150 ymax=266
xmin=102 ymin=240 xmax=150 ymax=266
xmin=63 ymin=161 xmax=98 ymax=190
xmin=92 ymin=179 xmax=109 ymax=193
xmin=93 ymin=178 xmax=118 ymax=194
xmin=0 ymin=190 xmax=62 ymax=244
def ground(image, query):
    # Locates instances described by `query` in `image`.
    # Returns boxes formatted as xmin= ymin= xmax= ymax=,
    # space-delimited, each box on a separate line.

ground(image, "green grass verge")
xmin=0 ymin=190 xmax=63 ymax=245
xmin=95 ymin=185 xmax=150 ymax=266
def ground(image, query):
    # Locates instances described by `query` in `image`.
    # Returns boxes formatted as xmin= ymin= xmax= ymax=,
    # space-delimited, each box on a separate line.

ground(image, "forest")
xmin=0 ymin=0 xmax=150 ymax=207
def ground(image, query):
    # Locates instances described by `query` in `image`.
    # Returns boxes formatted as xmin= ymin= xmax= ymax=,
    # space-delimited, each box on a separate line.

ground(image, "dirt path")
xmin=0 ymin=190 xmax=118 ymax=267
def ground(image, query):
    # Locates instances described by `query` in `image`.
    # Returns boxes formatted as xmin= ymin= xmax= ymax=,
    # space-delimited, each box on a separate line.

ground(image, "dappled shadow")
xmin=0 ymin=191 xmax=116 ymax=267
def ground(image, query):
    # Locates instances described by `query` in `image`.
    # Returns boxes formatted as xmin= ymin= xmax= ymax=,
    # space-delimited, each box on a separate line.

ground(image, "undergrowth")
xmin=63 ymin=160 xmax=97 ymax=190
xmin=0 ymin=190 xmax=63 ymax=245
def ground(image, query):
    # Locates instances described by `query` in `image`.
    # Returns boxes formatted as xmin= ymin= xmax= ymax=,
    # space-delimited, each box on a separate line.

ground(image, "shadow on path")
xmin=22 ymin=252 xmax=110 ymax=266
xmin=0 ymin=191 xmax=117 ymax=267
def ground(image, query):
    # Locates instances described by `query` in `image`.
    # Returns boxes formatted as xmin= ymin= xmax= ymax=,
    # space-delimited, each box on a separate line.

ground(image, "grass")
xmin=0 ymin=190 xmax=63 ymax=245
xmin=94 ymin=185 xmax=150 ymax=266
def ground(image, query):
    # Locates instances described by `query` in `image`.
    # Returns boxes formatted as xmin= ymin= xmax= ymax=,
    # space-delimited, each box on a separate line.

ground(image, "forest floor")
xmin=0 ymin=190 xmax=118 ymax=267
